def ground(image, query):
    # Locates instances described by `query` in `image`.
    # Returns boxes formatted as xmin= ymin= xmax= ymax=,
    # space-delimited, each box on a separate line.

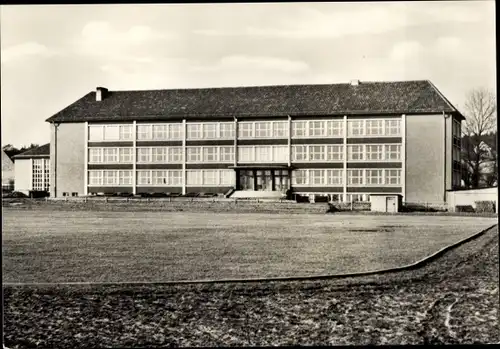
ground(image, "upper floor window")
xmin=385 ymin=169 xmax=401 ymax=185
xmin=292 ymin=145 xmax=307 ymax=161
xmin=137 ymin=125 xmax=152 ymax=140
xmin=327 ymin=145 xmax=343 ymax=161
xmin=255 ymin=122 xmax=272 ymax=138
xmin=220 ymin=146 xmax=235 ymax=162
xmin=187 ymin=124 xmax=202 ymax=140
xmin=238 ymin=123 xmax=253 ymax=138
xmin=255 ymin=146 xmax=272 ymax=162
xmin=292 ymin=169 xmax=307 ymax=185
xmin=385 ymin=144 xmax=401 ymax=160
xmin=366 ymin=169 xmax=383 ymax=185
xmin=169 ymin=147 xmax=183 ymax=163
xmin=347 ymin=169 xmax=364 ymax=185
xmin=187 ymin=147 xmax=202 ymax=162
xmin=385 ymin=120 xmax=401 ymax=136
xmin=309 ymin=145 xmax=325 ymax=161
xmin=273 ymin=121 xmax=288 ymax=138
xmin=203 ymin=123 xmax=217 ymax=139
xmin=292 ymin=121 xmax=307 ymax=138
xmin=309 ymin=121 xmax=325 ymax=137
xmin=203 ymin=147 xmax=218 ymax=162
xmin=327 ymin=120 xmax=343 ymax=137
xmin=220 ymin=123 xmax=235 ymax=139
xmin=366 ymin=145 xmax=383 ymax=160
xmin=238 ymin=146 xmax=254 ymax=162
xmin=366 ymin=120 xmax=383 ymax=136
xmin=348 ymin=120 xmax=364 ymax=136
xmin=137 ymin=148 xmax=151 ymax=163
xmin=326 ymin=169 xmax=343 ymax=185
xmin=272 ymin=145 xmax=289 ymax=162
xmin=348 ymin=145 xmax=364 ymax=161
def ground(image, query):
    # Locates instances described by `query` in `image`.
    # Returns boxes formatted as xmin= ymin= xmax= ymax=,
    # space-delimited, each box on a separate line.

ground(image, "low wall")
xmin=446 ymin=187 xmax=498 ymax=213
xmin=26 ymin=197 xmax=330 ymax=214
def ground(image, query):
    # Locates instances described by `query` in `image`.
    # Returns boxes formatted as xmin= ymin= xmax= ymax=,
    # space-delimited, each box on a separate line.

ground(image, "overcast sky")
xmin=1 ymin=1 xmax=496 ymax=147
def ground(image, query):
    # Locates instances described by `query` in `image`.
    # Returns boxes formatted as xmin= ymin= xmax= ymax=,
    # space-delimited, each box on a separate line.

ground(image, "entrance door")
xmin=239 ymin=170 xmax=254 ymax=190
xmin=386 ymin=196 xmax=397 ymax=213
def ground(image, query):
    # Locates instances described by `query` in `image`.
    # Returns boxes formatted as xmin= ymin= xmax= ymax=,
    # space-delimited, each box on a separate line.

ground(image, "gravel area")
xmin=3 ymin=226 xmax=498 ymax=347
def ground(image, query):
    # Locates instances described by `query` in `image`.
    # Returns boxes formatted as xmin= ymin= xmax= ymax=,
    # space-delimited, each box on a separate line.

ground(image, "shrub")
xmin=455 ymin=205 xmax=475 ymax=213
xmin=475 ymin=200 xmax=496 ymax=213
xmin=314 ymin=195 xmax=329 ymax=203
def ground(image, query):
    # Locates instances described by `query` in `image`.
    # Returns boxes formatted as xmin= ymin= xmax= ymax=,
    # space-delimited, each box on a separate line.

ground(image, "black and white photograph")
xmin=1 ymin=1 xmax=498 ymax=347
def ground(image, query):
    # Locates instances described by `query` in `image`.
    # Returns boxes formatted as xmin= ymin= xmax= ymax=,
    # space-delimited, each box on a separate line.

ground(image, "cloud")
xmin=389 ymin=41 xmax=424 ymax=61
xmin=1 ymin=42 xmax=57 ymax=64
xmin=190 ymin=55 xmax=310 ymax=73
xmin=75 ymin=21 xmax=173 ymax=63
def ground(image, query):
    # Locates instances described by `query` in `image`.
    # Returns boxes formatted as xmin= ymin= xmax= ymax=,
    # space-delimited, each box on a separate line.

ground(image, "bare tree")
xmin=461 ymin=88 xmax=497 ymax=189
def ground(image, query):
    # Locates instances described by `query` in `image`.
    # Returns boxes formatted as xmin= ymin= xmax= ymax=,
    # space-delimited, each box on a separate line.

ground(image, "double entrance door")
xmin=237 ymin=169 xmax=290 ymax=192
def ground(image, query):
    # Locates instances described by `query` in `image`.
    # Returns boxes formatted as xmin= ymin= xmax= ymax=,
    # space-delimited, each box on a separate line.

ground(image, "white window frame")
xmin=89 ymin=148 xmax=103 ymax=163
xmin=292 ymin=121 xmax=307 ymax=138
xmin=348 ymin=120 xmax=365 ymax=137
xmin=238 ymin=146 xmax=254 ymax=162
xmin=255 ymin=146 xmax=272 ymax=162
xmin=292 ymin=145 xmax=308 ymax=162
xmin=119 ymin=148 xmax=133 ymax=163
xmin=365 ymin=144 xmax=383 ymax=161
xmin=292 ymin=169 xmax=308 ymax=185
xmin=310 ymin=169 xmax=324 ymax=186
xmin=326 ymin=120 xmax=343 ymax=137
xmin=220 ymin=146 xmax=235 ymax=162
xmin=385 ymin=169 xmax=401 ymax=185
xmin=384 ymin=144 xmax=401 ymax=161
xmin=347 ymin=169 xmax=364 ymax=185
xmin=365 ymin=169 xmax=383 ymax=185
xmin=88 ymin=170 xmax=103 ymax=186
xmin=366 ymin=120 xmax=384 ymax=136
xmin=238 ymin=122 xmax=254 ymax=139
xmin=187 ymin=124 xmax=202 ymax=140
xmin=273 ymin=121 xmax=288 ymax=138
xmin=327 ymin=145 xmax=343 ymax=161
xmin=137 ymin=170 xmax=152 ymax=185
xmin=348 ymin=144 xmax=364 ymax=161
xmin=104 ymin=148 xmax=119 ymax=163
xmin=168 ymin=147 xmax=183 ymax=163
xmin=326 ymin=169 xmax=343 ymax=185
xmin=219 ymin=122 xmax=235 ymax=139
xmin=308 ymin=121 xmax=325 ymax=137
xmin=203 ymin=146 xmax=218 ymax=162
xmin=308 ymin=145 xmax=325 ymax=161
xmin=385 ymin=119 xmax=401 ymax=136
xmin=203 ymin=123 xmax=218 ymax=139
xmin=187 ymin=147 xmax=202 ymax=163
xmin=137 ymin=125 xmax=152 ymax=140
xmin=255 ymin=121 xmax=272 ymax=138
xmin=152 ymin=147 xmax=168 ymax=163
xmin=137 ymin=148 xmax=152 ymax=163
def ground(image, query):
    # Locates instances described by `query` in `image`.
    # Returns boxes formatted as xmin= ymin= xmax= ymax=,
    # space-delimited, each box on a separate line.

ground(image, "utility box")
xmin=370 ymin=194 xmax=402 ymax=213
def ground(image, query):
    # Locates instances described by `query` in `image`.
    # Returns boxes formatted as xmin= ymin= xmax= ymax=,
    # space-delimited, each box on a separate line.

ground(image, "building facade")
xmin=2 ymin=149 xmax=15 ymax=191
xmin=46 ymin=80 xmax=464 ymax=204
xmin=12 ymin=144 xmax=51 ymax=195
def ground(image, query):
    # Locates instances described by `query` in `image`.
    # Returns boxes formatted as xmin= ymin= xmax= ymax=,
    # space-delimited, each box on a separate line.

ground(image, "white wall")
xmin=14 ymin=158 xmax=32 ymax=195
xmin=446 ymin=187 xmax=498 ymax=213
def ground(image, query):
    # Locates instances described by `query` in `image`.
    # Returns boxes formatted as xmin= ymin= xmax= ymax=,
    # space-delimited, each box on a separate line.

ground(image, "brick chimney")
xmin=96 ymin=87 xmax=108 ymax=101
xmin=350 ymin=79 xmax=360 ymax=86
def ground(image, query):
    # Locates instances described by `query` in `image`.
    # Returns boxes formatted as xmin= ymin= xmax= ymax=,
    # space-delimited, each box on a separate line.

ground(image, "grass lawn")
xmin=2 ymin=209 xmax=497 ymax=283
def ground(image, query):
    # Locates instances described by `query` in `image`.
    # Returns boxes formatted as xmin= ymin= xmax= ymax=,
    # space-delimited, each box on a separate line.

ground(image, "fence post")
xmin=105 ymin=197 xmax=108 ymax=203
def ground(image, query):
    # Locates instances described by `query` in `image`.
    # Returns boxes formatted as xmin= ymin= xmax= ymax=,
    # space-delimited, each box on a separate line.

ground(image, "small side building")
xmin=370 ymin=194 xmax=402 ymax=213
xmin=13 ymin=144 xmax=51 ymax=196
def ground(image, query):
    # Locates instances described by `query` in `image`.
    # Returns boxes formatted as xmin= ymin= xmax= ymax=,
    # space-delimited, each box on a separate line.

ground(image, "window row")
xmin=32 ymin=158 xmax=50 ymax=191
xmin=452 ymin=119 xmax=461 ymax=139
xmin=88 ymin=118 xmax=402 ymax=142
xmin=137 ymin=169 xmax=235 ymax=186
xmin=291 ymin=169 xmax=401 ymax=186
xmin=89 ymin=147 xmax=134 ymax=163
xmin=88 ymin=170 xmax=133 ymax=186
xmin=347 ymin=144 xmax=401 ymax=161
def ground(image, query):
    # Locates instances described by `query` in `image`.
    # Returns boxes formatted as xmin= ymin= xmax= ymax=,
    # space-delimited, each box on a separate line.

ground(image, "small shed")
xmin=370 ymin=194 xmax=402 ymax=213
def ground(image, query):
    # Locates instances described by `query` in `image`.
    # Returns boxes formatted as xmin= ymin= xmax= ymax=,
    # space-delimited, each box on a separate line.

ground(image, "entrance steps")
xmin=230 ymin=190 xmax=286 ymax=199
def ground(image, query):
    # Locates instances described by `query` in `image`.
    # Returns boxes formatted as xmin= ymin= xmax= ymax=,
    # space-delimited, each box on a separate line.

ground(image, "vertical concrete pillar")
xmin=342 ymin=115 xmax=347 ymax=202
xmin=182 ymin=119 xmax=187 ymax=195
xmin=401 ymin=114 xmax=406 ymax=202
xmin=132 ymin=121 xmax=137 ymax=195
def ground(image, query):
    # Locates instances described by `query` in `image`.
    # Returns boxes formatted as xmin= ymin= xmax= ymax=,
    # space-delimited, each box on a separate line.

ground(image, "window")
xmin=169 ymin=124 xmax=183 ymax=140
xmin=310 ymin=169 xmax=324 ymax=185
xmin=119 ymin=125 xmax=133 ymax=140
xmin=137 ymin=125 xmax=152 ymax=140
xmin=366 ymin=120 xmax=383 ymax=136
xmin=327 ymin=145 xmax=343 ymax=161
xmin=255 ymin=146 xmax=272 ymax=162
xmin=292 ymin=145 xmax=308 ymax=161
xmin=366 ymin=145 xmax=383 ymax=160
xmin=273 ymin=121 xmax=288 ymax=138
xmin=119 ymin=170 xmax=132 ymax=185
xmin=170 ymin=171 xmax=182 ymax=186
xmin=273 ymin=146 xmax=288 ymax=162
xmin=385 ymin=144 xmax=401 ymax=160
xmin=89 ymin=148 xmax=102 ymax=163
xmin=326 ymin=169 xmax=343 ymax=185
xmin=186 ymin=170 xmax=202 ymax=185
xmin=187 ymin=147 xmax=202 ymax=162
xmin=220 ymin=123 xmax=235 ymax=139
xmin=309 ymin=121 xmax=325 ymax=137
xmin=152 ymin=171 xmax=168 ymax=185
xmin=88 ymin=126 xmax=104 ymax=141
xmin=104 ymin=148 xmax=118 ymax=163
xmin=32 ymin=159 xmax=43 ymax=190
xmin=203 ymin=123 xmax=217 ymax=139
xmin=103 ymin=170 xmax=118 ymax=185
xmin=187 ymin=124 xmax=202 ymax=139
xmin=88 ymin=171 xmax=102 ymax=185
xmin=152 ymin=148 xmax=167 ymax=163
xmin=385 ymin=169 xmax=401 ymax=185
xmin=104 ymin=126 xmax=119 ymax=140
xmin=347 ymin=194 xmax=365 ymax=202
xmin=238 ymin=146 xmax=253 ymax=162
xmin=137 ymin=148 xmax=151 ymax=163
xmin=348 ymin=145 xmax=364 ymax=161
xmin=348 ymin=120 xmax=364 ymax=136
xmin=203 ymin=147 xmax=218 ymax=162
xmin=43 ymin=159 xmax=50 ymax=191
xmin=385 ymin=120 xmax=400 ymax=136
xmin=203 ymin=170 xmax=218 ymax=185
xmin=255 ymin=122 xmax=272 ymax=138
xmin=238 ymin=123 xmax=253 ymax=138
xmin=348 ymin=169 xmax=363 ymax=185
xmin=137 ymin=170 xmax=151 ymax=185
xmin=292 ymin=121 xmax=307 ymax=138
xmin=152 ymin=125 xmax=167 ymax=140
xmin=119 ymin=148 xmax=132 ymax=163
xmin=220 ymin=170 xmax=234 ymax=185
xmin=292 ymin=169 xmax=308 ymax=185
xmin=309 ymin=145 xmax=325 ymax=161
xmin=220 ymin=147 xmax=235 ymax=162
xmin=327 ymin=120 xmax=343 ymax=137
xmin=366 ymin=169 xmax=383 ymax=185
xmin=168 ymin=147 xmax=183 ymax=163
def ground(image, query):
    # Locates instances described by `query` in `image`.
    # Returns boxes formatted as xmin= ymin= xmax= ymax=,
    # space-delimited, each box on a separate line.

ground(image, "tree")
xmin=461 ymin=88 xmax=497 ymax=189
xmin=2 ymin=143 xmax=40 ymax=160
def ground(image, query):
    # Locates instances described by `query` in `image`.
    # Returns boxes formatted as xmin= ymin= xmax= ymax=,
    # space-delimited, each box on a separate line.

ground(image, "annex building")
xmin=45 ymin=80 xmax=464 ymax=204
